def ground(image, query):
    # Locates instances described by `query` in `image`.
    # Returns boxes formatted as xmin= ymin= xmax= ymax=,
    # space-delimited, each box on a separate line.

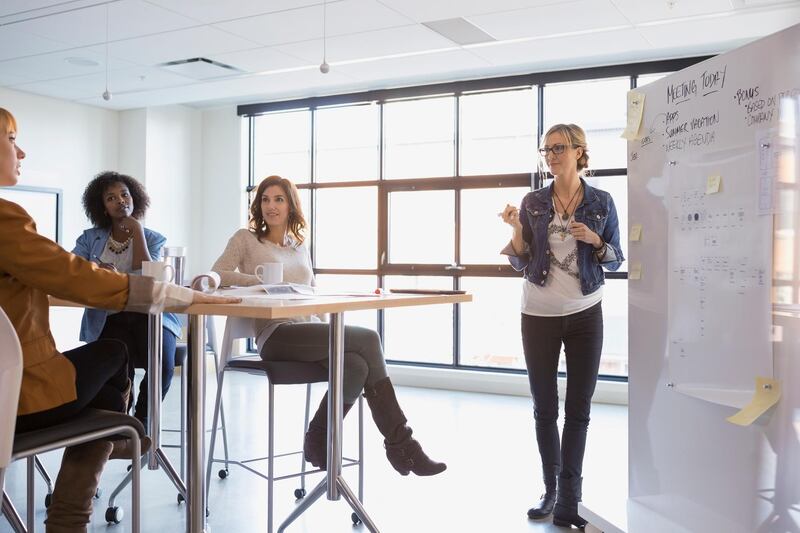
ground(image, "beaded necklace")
xmin=107 ymin=235 xmax=132 ymax=254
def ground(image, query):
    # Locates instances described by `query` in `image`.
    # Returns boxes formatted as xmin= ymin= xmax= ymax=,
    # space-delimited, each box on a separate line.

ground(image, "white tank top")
xmin=521 ymin=216 xmax=602 ymax=317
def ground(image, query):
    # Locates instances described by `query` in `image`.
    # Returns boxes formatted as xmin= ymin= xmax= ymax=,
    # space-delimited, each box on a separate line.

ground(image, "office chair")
xmin=0 ymin=307 xmax=145 ymax=533
xmin=206 ymin=316 xmax=365 ymax=533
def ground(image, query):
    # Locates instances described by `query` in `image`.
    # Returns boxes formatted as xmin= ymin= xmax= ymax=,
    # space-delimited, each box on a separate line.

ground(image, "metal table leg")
xmin=277 ymin=312 xmax=379 ymax=532
xmin=187 ymin=314 xmax=207 ymax=533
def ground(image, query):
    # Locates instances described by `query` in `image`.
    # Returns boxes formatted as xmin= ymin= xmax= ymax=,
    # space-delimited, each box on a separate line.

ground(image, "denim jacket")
xmin=502 ymin=178 xmax=624 ymax=295
xmin=72 ymin=226 xmax=182 ymax=342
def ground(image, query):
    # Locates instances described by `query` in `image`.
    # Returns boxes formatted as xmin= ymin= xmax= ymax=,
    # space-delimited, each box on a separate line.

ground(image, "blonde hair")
xmin=539 ymin=123 xmax=590 ymax=177
xmin=0 ymin=108 xmax=18 ymax=135
xmin=249 ymin=175 xmax=307 ymax=244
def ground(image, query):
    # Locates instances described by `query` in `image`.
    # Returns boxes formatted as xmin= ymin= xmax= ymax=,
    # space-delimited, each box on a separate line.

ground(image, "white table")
xmin=182 ymin=291 xmax=471 ymax=533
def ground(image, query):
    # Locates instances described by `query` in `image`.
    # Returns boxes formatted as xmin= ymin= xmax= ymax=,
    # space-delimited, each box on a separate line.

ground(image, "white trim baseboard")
xmin=387 ymin=364 xmax=629 ymax=405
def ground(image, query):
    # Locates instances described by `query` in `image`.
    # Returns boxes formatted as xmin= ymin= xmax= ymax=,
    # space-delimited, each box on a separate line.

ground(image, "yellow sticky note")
xmin=726 ymin=377 xmax=781 ymax=426
xmin=706 ymin=174 xmax=721 ymax=194
xmin=630 ymin=224 xmax=642 ymax=242
xmin=621 ymin=91 xmax=645 ymax=140
xmin=629 ymin=262 xmax=642 ymax=280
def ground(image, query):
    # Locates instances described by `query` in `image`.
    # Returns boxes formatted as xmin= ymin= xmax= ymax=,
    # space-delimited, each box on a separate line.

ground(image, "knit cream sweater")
xmin=211 ymin=228 xmax=319 ymax=347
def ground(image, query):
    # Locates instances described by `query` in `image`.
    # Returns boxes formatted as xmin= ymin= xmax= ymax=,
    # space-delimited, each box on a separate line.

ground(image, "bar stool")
xmin=0 ymin=308 xmax=145 ymax=533
xmin=206 ymin=317 xmax=364 ymax=533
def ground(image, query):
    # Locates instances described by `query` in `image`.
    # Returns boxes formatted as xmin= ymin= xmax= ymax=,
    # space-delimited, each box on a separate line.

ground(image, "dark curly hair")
xmin=82 ymin=171 xmax=150 ymax=228
xmin=249 ymin=175 xmax=307 ymax=244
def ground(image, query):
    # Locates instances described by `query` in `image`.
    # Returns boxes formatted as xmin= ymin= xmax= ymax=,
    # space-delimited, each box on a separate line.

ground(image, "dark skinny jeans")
xmin=521 ymin=302 xmax=603 ymax=481
xmin=15 ymin=339 xmax=129 ymax=433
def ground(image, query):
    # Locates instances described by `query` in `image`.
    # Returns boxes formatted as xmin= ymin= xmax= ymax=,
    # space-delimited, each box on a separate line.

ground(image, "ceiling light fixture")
xmin=319 ymin=0 xmax=329 ymax=74
xmin=102 ymin=4 xmax=112 ymax=101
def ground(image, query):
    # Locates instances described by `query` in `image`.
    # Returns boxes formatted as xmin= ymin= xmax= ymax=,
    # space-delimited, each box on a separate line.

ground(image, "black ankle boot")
xmin=552 ymin=475 xmax=588 ymax=529
xmin=527 ymin=464 xmax=559 ymax=519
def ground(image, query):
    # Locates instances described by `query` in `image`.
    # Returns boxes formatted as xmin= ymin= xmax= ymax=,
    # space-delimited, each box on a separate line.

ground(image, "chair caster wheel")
xmin=105 ymin=506 xmax=124 ymax=524
xmin=94 ymin=487 xmax=102 ymax=499
xmin=218 ymin=469 xmax=228 ymax=479
xmin=352 ymin=512 xmax=361 ymax=525
xmin=294 ymin=488 xmax=306 ymax=499
xmin=44 ymin=493 xmax=52 ymax=508
xmin=177 ymin=493 xmax=185 ymax=504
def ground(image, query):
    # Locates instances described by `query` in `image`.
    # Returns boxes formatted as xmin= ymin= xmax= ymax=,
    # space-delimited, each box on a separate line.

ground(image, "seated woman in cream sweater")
xmin=211 ymin=175 xmax=445 ymax=477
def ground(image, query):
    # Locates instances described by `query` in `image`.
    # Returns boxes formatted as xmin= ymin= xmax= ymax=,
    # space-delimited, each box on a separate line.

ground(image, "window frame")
xmin=242 ymin=56 xmax=712 ymax=382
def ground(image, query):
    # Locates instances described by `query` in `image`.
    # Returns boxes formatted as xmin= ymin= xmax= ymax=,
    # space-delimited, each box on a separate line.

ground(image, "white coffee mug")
xmin=141 ymin=261 xmax=175 ymax=283
xmin=255 ymin=262 xmax=283 ymax=284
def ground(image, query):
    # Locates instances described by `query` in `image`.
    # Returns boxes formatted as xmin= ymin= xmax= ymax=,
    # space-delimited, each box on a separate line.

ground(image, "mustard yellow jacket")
xmin=0 ymin=198 xmax=152 ymax=416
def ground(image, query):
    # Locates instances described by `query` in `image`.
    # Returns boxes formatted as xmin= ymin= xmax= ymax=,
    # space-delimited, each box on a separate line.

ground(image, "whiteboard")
xmin=0 ymin=186 xmax=62 ymax=244
xmin=627 ymin=23 xmax=800 ymax=533
xmin=627 ymin=27 xmax=800 ymax=407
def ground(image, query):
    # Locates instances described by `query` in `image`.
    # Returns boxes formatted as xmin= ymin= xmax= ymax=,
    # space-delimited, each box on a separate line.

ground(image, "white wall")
xmin=193 ymin=106 xmax=247 ymax=278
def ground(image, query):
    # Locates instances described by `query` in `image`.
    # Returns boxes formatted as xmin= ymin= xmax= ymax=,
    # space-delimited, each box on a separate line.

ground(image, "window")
xmin=244 ymin=57 xmax=708 ymax=380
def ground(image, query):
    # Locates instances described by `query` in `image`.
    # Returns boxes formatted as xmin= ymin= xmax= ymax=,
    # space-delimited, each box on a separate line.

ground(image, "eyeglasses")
xmin=538 ymin=143 xmax=575 ymax=156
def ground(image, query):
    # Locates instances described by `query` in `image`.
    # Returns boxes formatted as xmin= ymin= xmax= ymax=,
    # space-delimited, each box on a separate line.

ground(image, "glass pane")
xmin=314 ymin=274 xmax=378 ymax=330
xmin=460 ymin=89 xmax=537 ymax=176
xmin=460 ymin=186 xmax=531 ymax=264
xmin=460 ymin=277 xmax=525 ymax=370
xmin=315 ymin=187 xmax=377 ymax=268
xmin=315 ymin=104 xmax=379 ymax=182
xmin=544 ymin=77 xmax=629 ymax=169
xmin=383 ymin=276 xmax=453 ymax=364
xmin=389 ymin=190 xmax=454 ymax=264
xmin=384 ymin=97 xmax=455 ymax=179
xmin=636 ymin=72 xmax=670 ymax=88
xmin=584 ymin=175 xmax=628 ymax=271
xmin=254 ymin=110 xmax=311 ymax=184
xmin=597 ymin=279 xmax=628 ymax=377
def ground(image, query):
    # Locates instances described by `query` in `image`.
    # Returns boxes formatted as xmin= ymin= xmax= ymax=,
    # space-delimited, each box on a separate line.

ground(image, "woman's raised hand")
xmin=500 ymin=204 xmax=522 ymax=230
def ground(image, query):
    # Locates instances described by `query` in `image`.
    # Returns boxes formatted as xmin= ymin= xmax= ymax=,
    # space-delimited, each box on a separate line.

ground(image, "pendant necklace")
xmin=553 ymin=183 xmax=582 ymax=222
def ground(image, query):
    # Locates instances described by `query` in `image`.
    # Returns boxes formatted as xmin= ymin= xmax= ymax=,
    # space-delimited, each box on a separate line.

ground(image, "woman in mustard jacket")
xmin=0 ymin=107 xmax=239 ymax=533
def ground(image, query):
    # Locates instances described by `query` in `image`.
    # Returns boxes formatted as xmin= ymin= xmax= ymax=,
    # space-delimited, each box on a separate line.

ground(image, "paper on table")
xmin=706 ymin=174 xmax=721 ymax=194
xmin=191 ymin=271 xmax=221 ymax=293
xmin=726 ymin=377 xmax=781 ymax=426
xmin=621 ymin=91 xmax=645 ymax=140
xmin=630 ymin=223 xmax=642 ymax=242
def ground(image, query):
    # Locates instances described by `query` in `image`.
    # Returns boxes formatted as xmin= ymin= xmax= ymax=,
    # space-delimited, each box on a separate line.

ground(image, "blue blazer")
xmin=72 ymin=226 xmax=182 ymax=342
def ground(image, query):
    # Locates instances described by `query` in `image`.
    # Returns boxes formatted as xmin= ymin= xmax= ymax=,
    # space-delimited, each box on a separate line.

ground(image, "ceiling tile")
xmin=109 ymin=26 xmax=259 ymax=66
xmin=0 ymin=47 xmax=137 ymax=85
xmin=207 ymin=47 xmax=308 ymax=74
xmin=11 ymin=0 xmax=200 ymax=48
xmin=469 ymin=0 xmax=630 ymax=41
xmin=275 ymin=24 xmax=456 ymax=63
xmin=336 ymin=49 xmax=491 ymax=83
xmin=143 ymin=0 xmax=324 ymax=24
xmin=0 ymin=26 xmax=70 ymax=61
xmin=611 ymin=0 xmax=735 ymax=24
xmin=214 ymin=0 xmax=414 ymax=46
xmin=468 ymin=28 xmax=651 ymax=67
xmin=375 ymin=0 xmax=562 ymax=23
xmin=637 ymin=5 xmax=800 ymax=48
xmin=0 ymin=0 xmax=82 ymax=18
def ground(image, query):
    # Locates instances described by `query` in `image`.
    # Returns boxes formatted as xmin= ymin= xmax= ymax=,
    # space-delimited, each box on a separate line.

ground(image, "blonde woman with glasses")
xmin=500 ymin=123 xmax=624 ymax=529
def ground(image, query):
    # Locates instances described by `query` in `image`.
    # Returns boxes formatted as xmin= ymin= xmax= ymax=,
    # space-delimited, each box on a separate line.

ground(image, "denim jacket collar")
xmin=529 ymin=177 xmax=602 ymax=211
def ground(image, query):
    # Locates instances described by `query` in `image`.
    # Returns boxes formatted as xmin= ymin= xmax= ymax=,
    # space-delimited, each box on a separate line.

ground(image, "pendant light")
xmin=319 ymin=0 xmax=329 ymax=74
xmin=102 ymin=3 xmax=112 ymax=101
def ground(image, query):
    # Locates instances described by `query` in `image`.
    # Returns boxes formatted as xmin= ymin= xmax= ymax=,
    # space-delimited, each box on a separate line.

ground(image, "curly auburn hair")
xmin=249 ymin=175 xmax=307 ymax=244
xmin=82 ymin=171 xmax=150 ymax=228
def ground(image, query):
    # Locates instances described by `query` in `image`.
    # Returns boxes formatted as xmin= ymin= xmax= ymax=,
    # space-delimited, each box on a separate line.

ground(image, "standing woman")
xmin=72 ymin=171 xmax=182 ymax=425
xmin=0 ymin=107 xmax=238 ymax=532
xmin=500 ymin=124 xmax=623 ymax=528
xmin=212 ymin=175 xmax=445 ymax=476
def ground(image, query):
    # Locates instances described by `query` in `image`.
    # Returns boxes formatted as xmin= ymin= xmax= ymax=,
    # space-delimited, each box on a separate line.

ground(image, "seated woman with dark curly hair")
xmin=72 ymin=171 xmax=182 ymax=425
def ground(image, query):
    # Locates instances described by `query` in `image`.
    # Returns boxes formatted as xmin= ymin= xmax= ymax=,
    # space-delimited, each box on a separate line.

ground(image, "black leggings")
xmin=15 ymin=339 xmax=129 ymax=433
xmin=521 ymin=302 xmax=603 ymax=480
xmin=99 ymin=312 xmax=177 ymax=421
